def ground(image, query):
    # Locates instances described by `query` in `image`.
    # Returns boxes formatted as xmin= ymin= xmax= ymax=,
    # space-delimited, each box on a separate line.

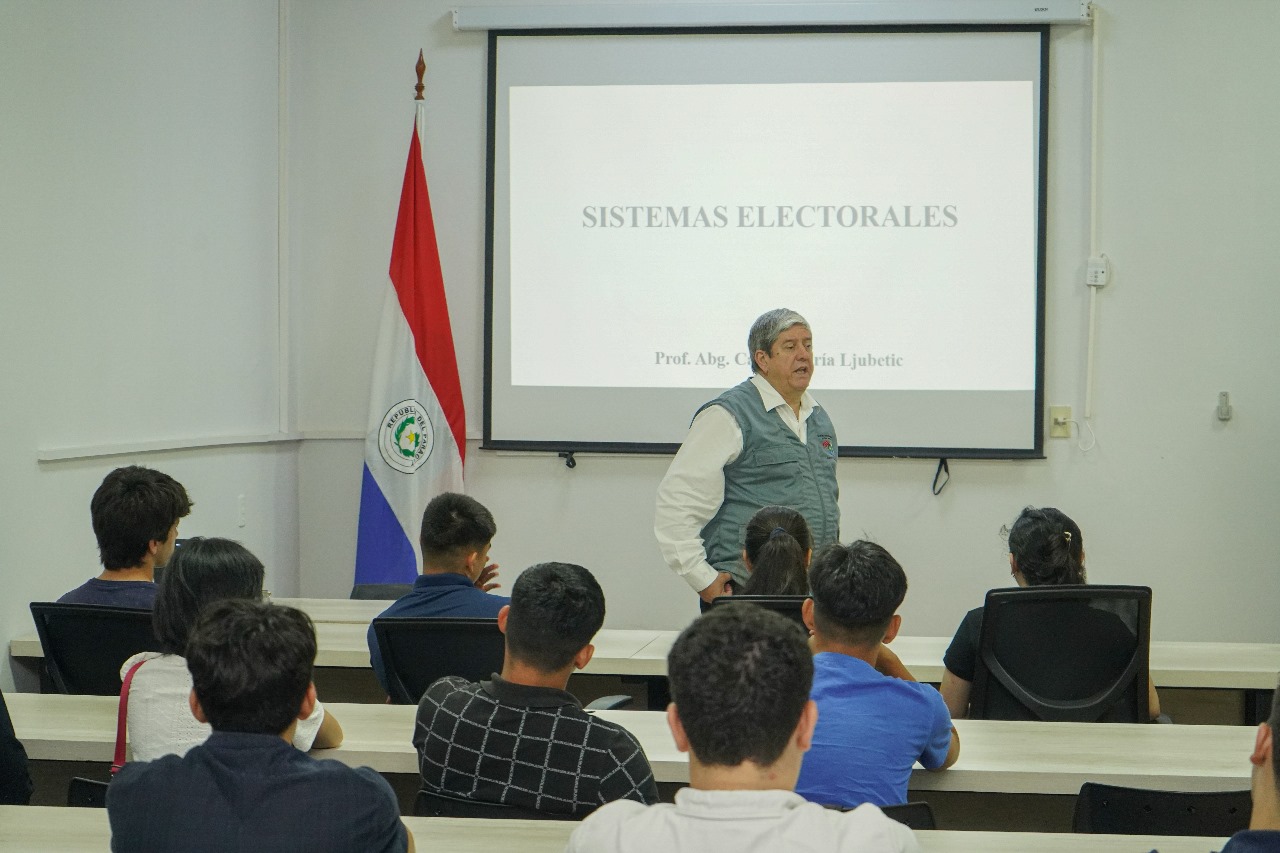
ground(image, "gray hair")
xmin=747 ymin=309 xmax=811 ymax=373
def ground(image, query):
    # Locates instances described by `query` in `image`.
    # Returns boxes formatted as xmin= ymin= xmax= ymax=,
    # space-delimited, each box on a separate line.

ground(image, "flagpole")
xmin=414 ymin=50 xmax=427 ymax=143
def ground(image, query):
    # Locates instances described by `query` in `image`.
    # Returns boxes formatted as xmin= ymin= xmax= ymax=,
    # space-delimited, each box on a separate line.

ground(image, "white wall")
xmin=287 ymin=0 xmax=1280 ymax=641
xmin=0 ymin=1 xmax=298 ymax=689
xmin=3 ymin=1 xmax=1276 ymax=692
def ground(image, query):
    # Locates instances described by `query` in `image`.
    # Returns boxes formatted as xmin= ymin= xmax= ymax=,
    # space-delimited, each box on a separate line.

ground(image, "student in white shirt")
xmin=121 ymin=537 xmax=342 ymax=761
xmin=566 ymin=605 xmax=918 ymax=853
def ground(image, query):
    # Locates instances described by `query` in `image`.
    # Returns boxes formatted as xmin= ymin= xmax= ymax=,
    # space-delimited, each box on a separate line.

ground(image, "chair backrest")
xmin=969 ymin=585 xmax=1151 ymax=723
xmin=67 ymin=777 xmax=110 ymax=808
xmin=707 ymin=595 xmax=808 ymax=631
xmin=371 ymin=616 xmax=505 ymax=704
xmin=414 ymin=788 xmax=582 ymax=821
xmin=29 ymin=603 xmax=160 ymax=696
xmin=878 ymin=802 xmax=938 ymax=831
xmin=350 ymin=583 xmax=414 ymax=600
xmin=1073 ymin=782 xmax=1251 ymax=836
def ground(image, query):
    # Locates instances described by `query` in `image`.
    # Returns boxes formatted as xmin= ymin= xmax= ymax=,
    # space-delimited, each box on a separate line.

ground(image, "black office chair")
xmin=372 ymin=615 xmax=635 ymax=709
xmin=29 ymin=603 xmax=161 ymax=695
xmin=969 ymin=585 xmax=1151 ymax=723
xmin=1072 ymin=782 xmax=1250 ymax=836
xmin=350 ymin=583 xmax=413 ymax=600
xmin=372 ymin=616 xmax=505 ymax=704
xmin=67 ymin=777 xmax=110 ymax=808
xmin=878 ymin=802 xmax=938 ymax=830
xmin=707 ymin=595 xmax=809 ymax=632
xmin=414 ymin=788 xmax=586 ymax=821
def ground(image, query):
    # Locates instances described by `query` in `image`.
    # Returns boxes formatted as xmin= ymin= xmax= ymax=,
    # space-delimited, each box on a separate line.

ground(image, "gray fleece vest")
xmin=696 ymin=379 xmax=840 ymax=589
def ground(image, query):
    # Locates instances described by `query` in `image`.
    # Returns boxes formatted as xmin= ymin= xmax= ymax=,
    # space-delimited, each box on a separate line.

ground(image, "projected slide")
xmin=508 ymin=81 xmax=1036 ymax=393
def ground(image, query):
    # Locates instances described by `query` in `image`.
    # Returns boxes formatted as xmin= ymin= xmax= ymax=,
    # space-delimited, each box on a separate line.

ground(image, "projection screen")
xmin=485 ymin=26 xmax=1048 ymax=458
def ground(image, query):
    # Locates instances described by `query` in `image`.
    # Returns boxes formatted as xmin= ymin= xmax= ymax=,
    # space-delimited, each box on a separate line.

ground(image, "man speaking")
xmin=655 ymin=309 xmax=840 ymax=604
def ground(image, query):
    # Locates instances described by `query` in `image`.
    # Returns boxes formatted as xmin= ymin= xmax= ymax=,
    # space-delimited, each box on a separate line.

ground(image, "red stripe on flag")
xmin=388 ymin=123 xmax=466 ymax=463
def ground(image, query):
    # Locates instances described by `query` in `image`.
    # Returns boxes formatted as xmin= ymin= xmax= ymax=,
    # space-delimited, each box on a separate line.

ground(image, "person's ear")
xmin=741 ymin=549 xmax=752 ymax=571
xmin=298 ymin=683 xmax=317 ymax=721
xmin=666 ymin=703 xmax=692 ymax=754
xmin=802 ymin=598 xmax=816 ymax=635
xmin=804 ymin=548 xmax=812 ymax=568
xmin=1251 ymin=722 xmax=1273 ymax=769
xmin=753 ymin=349 xmax=769 ymax=372
xmin=1008 ymin=553 xmax=1017 ymax=575
xmin=795 ymin=699 xmax=818 ymax=752
xmin=572 ymin=643 xmax=595 ymax=671
xmin=189 ymin=690 xmax=208 ymax=724
xmin=883 ymin=614 xmax=902 ymax=644
xmin=497 ymin=605 xmax=510 ymax=634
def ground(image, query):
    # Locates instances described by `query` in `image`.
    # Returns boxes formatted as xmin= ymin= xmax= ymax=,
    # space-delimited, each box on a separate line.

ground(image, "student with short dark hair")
xmin=414 ymin=562 xmax=658 ymax=816
xmin=1219 ymin=677 xmax=1280 ymax=851
xmin=367 ymin=492 xmax=506 ymax=692
xmin=107 ymin=600 xmax=412 ymax=853
xmin=120 ymin=537 xmax=342 ymax=761
xmin=795 ymin=541 xmax=958 ymax=808
xmin=939 ymin=506 xmax=1161 ymax=720
xmin=59 ymin=465 xmax=192 ymax=608
xmin=568 ymin=604 xmax=918 ymax=853
xmin=739 ymin=505 xmax=811 ymax=596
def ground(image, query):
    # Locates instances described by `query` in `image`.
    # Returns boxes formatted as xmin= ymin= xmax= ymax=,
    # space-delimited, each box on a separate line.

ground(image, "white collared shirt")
xmin=567 ymin=787 xmax=920 ymax=853
xmin=654 ymin=375 xmax=820 ymax=593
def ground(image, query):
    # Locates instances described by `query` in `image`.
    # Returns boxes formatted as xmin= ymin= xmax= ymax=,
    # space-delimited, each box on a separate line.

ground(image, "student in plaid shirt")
xmin=413 ymin=562 xmax=658 ymax=816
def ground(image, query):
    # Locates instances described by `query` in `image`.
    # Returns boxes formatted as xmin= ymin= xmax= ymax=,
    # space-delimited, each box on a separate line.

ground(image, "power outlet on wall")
xmin=1049 ymin=406 xmax=1072 ymax=438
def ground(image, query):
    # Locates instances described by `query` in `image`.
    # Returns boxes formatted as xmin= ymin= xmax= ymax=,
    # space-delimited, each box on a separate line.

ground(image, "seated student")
xmin=414 ymin=561 xmax=658 ymax=816
xmin=567 ymin=604 xmax=919 ymax=853
xmin=1218 ymin=679 xmax=1280 ymax=852
xmin=795 ymin=541 xmax=958 ymax=808
xmin=59 ymin=465 xmax=192 ymax=608
xmin=367 ymin=492 xmax=506 ymax=693
xmin=739 ymin=505 xmax=812 ymax=596
xmin=107 ymin=600 xmax=413 ymax=853
xmin=0 ymin=687 xmax=32 ymax=805
xmin=120 ymin=537 xmax=342 ymax=761
xmin=940 ymin=506 xmax=1161 ymax=721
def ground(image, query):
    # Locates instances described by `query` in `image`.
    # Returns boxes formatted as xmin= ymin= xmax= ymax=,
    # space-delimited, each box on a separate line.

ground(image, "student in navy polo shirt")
xmin=367 ymin=492 xmax=506 ymax=693
xmin=108 ymin=600 xmax=412 ymax=853
xmin=59 ymin=465 xmax=191 ymax=609
xmin=795 ymin=541 xmax=959 ymax=808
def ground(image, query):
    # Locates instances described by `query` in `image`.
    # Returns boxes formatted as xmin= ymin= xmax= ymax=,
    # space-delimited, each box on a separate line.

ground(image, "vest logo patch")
xmin=378 ymin=399 xmax=435 ymax=474
xmin=820 ymin=436 xmax=836 ymax=458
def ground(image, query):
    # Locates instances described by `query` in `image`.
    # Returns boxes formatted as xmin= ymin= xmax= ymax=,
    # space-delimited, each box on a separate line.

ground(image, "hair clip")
xmin=769 ymin=526 xmax=788 ymax=540
xmin=1063 ymin=531 xmax=1072 ymax=544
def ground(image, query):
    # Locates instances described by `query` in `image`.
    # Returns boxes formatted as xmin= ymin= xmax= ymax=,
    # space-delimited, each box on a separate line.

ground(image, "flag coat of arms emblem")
xmin=355 ymin=97 xmax=465 ymax=584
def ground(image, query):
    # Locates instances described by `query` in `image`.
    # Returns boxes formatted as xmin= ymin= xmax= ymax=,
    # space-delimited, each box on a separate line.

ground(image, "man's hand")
xmin=698 ymin=572 xmax=734 ymax=604
xmin=473 ymin=563 xmax=501 ymax=593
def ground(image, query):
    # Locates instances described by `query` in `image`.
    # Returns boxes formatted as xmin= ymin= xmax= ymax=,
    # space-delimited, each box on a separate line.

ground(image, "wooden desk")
xmin=11 ymin=600 xmax=1278 ymax=720
xmin=8 ymin=623 xmax=664 ymax=675
xmin=0 ymin=806 xmax=1231 ymax=853
xmin=7 ymin=694 xmax=1257 ymax=793
xmin=15 ymin=625 xmax=1280 ymax=689
xmin=13 ymin=597 xmax=1280 ymax=689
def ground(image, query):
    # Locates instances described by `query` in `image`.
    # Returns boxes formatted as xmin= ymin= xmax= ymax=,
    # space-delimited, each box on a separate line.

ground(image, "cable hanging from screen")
xmin=932 ymin=458 xmax=950 ymax=495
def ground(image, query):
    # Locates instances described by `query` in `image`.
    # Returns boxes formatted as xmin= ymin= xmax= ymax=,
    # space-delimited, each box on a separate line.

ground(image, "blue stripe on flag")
xmin=354 ymin=463 xmax=417 ymax=584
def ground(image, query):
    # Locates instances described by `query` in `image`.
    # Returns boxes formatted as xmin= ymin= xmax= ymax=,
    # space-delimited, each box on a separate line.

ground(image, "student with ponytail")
xmin=939 ymin=507 xmax=1161 ymax=720
xmin=740 ymin=506 xmax=812 ymax=596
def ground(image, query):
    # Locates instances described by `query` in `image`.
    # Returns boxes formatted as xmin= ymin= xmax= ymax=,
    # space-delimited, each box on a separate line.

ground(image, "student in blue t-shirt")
xmin=795 ymin=541 xmax=959 ymax=808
